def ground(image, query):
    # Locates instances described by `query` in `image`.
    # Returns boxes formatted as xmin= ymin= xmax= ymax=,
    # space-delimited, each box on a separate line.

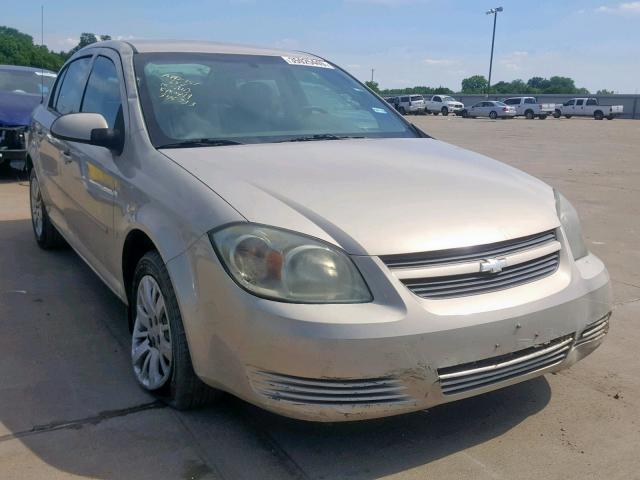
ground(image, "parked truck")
xmin=553 ymin=98 xmax=623 ymax=120
xmin=424 ymin=95 xmax=465 ymax=116
xmin=502 ymin=97 xmax=556 ymax=119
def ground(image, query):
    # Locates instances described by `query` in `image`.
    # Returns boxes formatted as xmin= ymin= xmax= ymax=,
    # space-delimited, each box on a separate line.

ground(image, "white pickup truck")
xmin=502 ymin=97 xmax=556 ymax=119
xmin=553 ymin=98 xmax=624 ymax=120
xmin=424 ymin=95 xmax=465 ymax=116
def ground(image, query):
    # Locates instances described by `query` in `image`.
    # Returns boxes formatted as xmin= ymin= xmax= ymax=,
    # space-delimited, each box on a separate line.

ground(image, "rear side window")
xmin=54 ymin=57 xmax=92 ymax=114
xmin=586 ymin=98 xmax=598 ymax=106
xmin=504 ymin=99 xmax=518 ymax=105
xmin=410 ymin=95 xmax=422 ymax=102
xmin=400 ymin=96 xmax=409 ymax=102
xmin=81 ymin=56 xmax=123 ymax=129
xmin=576 ymin=99 xmax=584 ymax=106
xmin=524 ymin=98 xmax=536 ymax=104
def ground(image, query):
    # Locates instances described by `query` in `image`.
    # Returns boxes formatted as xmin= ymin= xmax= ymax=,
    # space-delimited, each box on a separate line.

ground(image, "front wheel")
xmin=30 ymin=169 xmax=66 ymax=249
xmin=441 ymin=107 xmax=449 ymax=116
xmin=489 ymin=111 xmax=498 ymax=120
xmin=131 ymin=251 xmax=220 ymax=409
xmin=538 ymin=115 xmax=547 ymax=120
xmin=432 ymin=111 xmax=439 ymax=116
xmin=565 ymin=115 xmax=572 ymax=119
xmin=594 ymin=111 xmax=604 ymax=120
xmin=606 ymin=114 xmax=614 ymax=120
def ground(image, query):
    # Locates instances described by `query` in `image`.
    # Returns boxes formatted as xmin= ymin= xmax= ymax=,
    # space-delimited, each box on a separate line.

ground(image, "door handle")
xmin=62 ymin=150 xmax=73 ymax=164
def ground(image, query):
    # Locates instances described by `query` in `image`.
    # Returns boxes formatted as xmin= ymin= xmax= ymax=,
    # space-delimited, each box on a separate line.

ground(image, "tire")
xmin=553 ymin=110 xmax=561 ymax=118
xmin=606 ymin=115 xmax=614 ymax=120
xmin=29 ymin=169 xmax=66 ymax=249
xmin=441 ymin=107 xmax=449 ymax=116
xmin=594 ymin=111 xmax=604 ymax=120
xmin=538 ymin=115 xmax=547 ymax=120
xmin=462 ymin=110 xmax=469 ymax=118
xmin=398 ymin=107 xmax=406 ymax=115
xmin=432 ymin=111 xmax=439 ymax=116
xmin=565 ymin=115 xmax=572 ymax=119
xmin=131 ymin=251 xmax=221 ymax=409
xmin=525 ymin=110 xmax=534 ymax=120
xmin=489 ymin=111 xmax=498 ymax=120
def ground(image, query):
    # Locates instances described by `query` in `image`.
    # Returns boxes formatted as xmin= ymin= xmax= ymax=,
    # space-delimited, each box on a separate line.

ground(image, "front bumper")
xmin=0 ymin=126 xmax=28 ymax=168
xmin=168 ymin=235 xmax=611 ymax=422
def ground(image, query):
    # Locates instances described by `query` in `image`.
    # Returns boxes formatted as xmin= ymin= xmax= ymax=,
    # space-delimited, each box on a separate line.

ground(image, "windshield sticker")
xmin=159 ymin=73 xmax=199 ymax=107
xmin=282 ymin=56 xmax=334 ymax=69
xmin=35 ymin=71 xmax=57 ymax=78
xmin=372 ymin=107 xmax=387 ymax=114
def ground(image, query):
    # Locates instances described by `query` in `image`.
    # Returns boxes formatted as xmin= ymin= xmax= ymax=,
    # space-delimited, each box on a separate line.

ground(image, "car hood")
xmin=0 ymin=91 xmax=42 ymax=127
xmin=162 ymin=138 xmax=559 ymax=256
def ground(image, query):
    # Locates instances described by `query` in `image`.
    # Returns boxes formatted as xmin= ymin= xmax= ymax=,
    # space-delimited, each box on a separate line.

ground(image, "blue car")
xmin=0 ymin=65 xmax=57 ymax=171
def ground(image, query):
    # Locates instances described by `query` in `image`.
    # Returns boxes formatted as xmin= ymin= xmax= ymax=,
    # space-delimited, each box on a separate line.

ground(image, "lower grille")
xmin=402 ymin=251 xmax=560 ymax=299
xmin=576 ymin=313 xmax=610 ymax=346
xmin=0 ymin=126 xmax=27 ymax=150
xmin=438 ymin=335 xmax=573 ymax=395
xmin=249 ymin=370 xmax=412 ymax=405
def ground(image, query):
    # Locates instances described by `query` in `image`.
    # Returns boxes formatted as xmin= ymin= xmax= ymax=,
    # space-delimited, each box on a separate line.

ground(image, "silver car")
xmin=464 ymin=100 xmax=517 ymax=119
xmin=28 ymin=40 xmax=611 ymax=422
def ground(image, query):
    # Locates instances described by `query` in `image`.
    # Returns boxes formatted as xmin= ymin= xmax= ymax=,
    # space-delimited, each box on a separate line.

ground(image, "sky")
xmin=2 ymin=0 xmax=639 ymax=93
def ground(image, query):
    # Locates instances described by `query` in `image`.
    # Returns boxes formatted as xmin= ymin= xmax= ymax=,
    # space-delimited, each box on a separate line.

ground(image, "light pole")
xmin=486 ymin=6 xmax=503 ymax=97
xmin=371 ymin=68 xmax=375 ymax=83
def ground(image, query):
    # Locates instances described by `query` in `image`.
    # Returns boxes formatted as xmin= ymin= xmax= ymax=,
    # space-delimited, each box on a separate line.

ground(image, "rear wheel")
xmin=553 ymin=110 xmax=561 ymax=118
xmin=441 ymin=107 xmax=449 ymax=116
xmin=489 ymin=111 xmax=498 ymax=120
xmin=432 ymin=111 xmax=439 ymax=116
xmin=565 ymin=115 xmax=572 ymax=119
xmin=538 ymin=115 xmax=547 ymax=120
xmin=525 ymin=110 xmax=535 ymax=120
xmin=131 ymin=251 xmax=221 ymax=409
xmin=30 ymin=169 xmax=66 ymax=249
xmin=606 ymin=114 xmax=614 ymax=120
xmin=594 ymin=111 xmax=604 ymax=120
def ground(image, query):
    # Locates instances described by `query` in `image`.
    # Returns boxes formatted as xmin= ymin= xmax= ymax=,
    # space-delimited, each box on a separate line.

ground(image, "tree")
xmin=461 ymin=75 xmax=488 ymax=94
xmin=597 ymin=89 xmax=614 ymax=95
xmin=527 ymin=76 xmax=550 ymax=92
xmin=365 ymin=80 xmax=380 ymax=93
xmin=545 ymin=76 xmax=578 ymax=94
xmin=0 ymin=26 xmax=65 ymax=71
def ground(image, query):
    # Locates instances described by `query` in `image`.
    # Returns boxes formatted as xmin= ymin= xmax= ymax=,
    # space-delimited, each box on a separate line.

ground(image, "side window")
xmin=505 ymin=99 xmax=517 ymax=105
xmin=566 ymin=100 xmax=575 ymax=106
xmin=524 ymin=98 xmax=535 ymax=104
xmin=586 ymin=98 xmax=597 ymax=106
xmin=55 ymin=57 xmax=92 ymax=114
xmin=576 ymin=99 xmax=584 ymax=106
xmin=81 ymin=56 xmax=123 ymax=129
xmin=434 ymin=96 xmax=441 ymax=102
xmin=48 ymin=67 xmax=68 ymax=109
xmin=400 ymin=96 xmax=409 ymax=102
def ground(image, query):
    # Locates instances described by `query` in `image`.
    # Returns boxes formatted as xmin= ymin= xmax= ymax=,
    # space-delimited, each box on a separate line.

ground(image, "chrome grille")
xmin=402 ymin=251 xmax=559 ymax=299
xmin=576 ymin=313 xmax=611 ymax=346
xmin=249 ymin=370 xmax=412 ymax=405
xmin=438 ymin=335 xmax=573 ymax=396
xmin=380 ymin=230 xmax=556 ymax=269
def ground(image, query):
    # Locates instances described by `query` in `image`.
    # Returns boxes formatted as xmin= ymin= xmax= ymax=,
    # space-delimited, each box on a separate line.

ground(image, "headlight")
xmin=209 ymin=224 xmax=372 ymax=303
xmin=554 ymin=190 xmax=588 ymax=260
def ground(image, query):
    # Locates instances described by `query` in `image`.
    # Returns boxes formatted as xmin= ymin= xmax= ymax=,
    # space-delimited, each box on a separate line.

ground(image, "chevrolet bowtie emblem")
xmin=480 ymin=258 xmax=508 ymax=273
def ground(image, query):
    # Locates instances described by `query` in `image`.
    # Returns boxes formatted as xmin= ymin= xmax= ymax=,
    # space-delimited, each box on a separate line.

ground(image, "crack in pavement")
xmin=0 ymin=401 xmax=165 ymax=443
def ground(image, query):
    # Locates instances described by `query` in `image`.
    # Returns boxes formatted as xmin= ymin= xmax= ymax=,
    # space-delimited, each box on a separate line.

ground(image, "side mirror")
xmin=51 ymin=113 xmax=123 ymax=155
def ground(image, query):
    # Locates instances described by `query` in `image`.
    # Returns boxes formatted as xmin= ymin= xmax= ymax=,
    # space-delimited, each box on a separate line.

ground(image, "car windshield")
xmin=133 ymin=53 xmax=419 ymax=147
xmin=0 ymin=69 xmax=56 ymax=96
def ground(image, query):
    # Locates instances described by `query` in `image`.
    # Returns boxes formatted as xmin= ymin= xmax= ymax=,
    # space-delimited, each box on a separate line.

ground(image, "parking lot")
xmin=1 ymin=116 xmax=638 ymax=480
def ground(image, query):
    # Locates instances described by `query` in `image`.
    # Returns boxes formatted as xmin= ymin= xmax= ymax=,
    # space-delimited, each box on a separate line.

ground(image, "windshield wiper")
xmin=158 ymin=138 xmax=244 ymax=149
xmin=276 ymin=134 xmax=365 ymax=143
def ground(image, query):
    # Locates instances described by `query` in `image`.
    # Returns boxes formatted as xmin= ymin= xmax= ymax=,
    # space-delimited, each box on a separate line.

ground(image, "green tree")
xmin=365 ymin=80 xmax=380 ymax=93
xmin=461 ymin=75 xmax=488 ymax=94
xmin=0 ymin=26 xmax=65 ymax=71
xmin=527 ymin=76 xmax=550 ymax=92
xmin=596 ymin=89 xmax=614 ymax=95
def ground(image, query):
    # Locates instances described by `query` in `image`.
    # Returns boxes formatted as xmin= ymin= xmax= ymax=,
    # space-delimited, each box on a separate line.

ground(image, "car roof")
xmin=82 ymin=39 xmax=315 ymax=59
xmin=0 ymin=64 xmax=57 ymax=74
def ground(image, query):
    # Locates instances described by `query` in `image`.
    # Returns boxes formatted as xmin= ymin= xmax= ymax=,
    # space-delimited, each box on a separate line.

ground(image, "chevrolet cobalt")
xmin=28 ymin=40 xmax=611 ymax=421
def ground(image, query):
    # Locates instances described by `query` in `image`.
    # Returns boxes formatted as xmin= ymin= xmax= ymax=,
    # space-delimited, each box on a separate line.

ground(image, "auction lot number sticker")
xmin=282 ymin=56 xmax=334 ymax=69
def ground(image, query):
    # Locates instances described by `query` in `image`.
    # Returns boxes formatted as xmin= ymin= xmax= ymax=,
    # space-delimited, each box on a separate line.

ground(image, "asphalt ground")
xmin=1 ymin=115 xmax=638 ymax=479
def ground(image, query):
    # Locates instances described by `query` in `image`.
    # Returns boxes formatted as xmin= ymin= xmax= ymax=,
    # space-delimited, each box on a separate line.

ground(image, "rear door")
xmin=41 ymin=55 xmax=93 ymax=239
xmin=62 ymin=50 xmax=127 ymax=285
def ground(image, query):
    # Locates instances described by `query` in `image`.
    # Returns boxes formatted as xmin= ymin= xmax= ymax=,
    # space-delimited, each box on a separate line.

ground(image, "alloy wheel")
xmin=30 ymin=176 xmax=43 ymax=238
xmin=132 ymin=275 xmax=173 ymax=390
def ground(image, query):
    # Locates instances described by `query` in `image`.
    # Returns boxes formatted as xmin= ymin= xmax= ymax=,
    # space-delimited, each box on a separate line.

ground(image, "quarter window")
xmin=81 ymin=56 xmax=123 ymax=129
xmin=54 ymin=57 xmax=92 ymax=114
